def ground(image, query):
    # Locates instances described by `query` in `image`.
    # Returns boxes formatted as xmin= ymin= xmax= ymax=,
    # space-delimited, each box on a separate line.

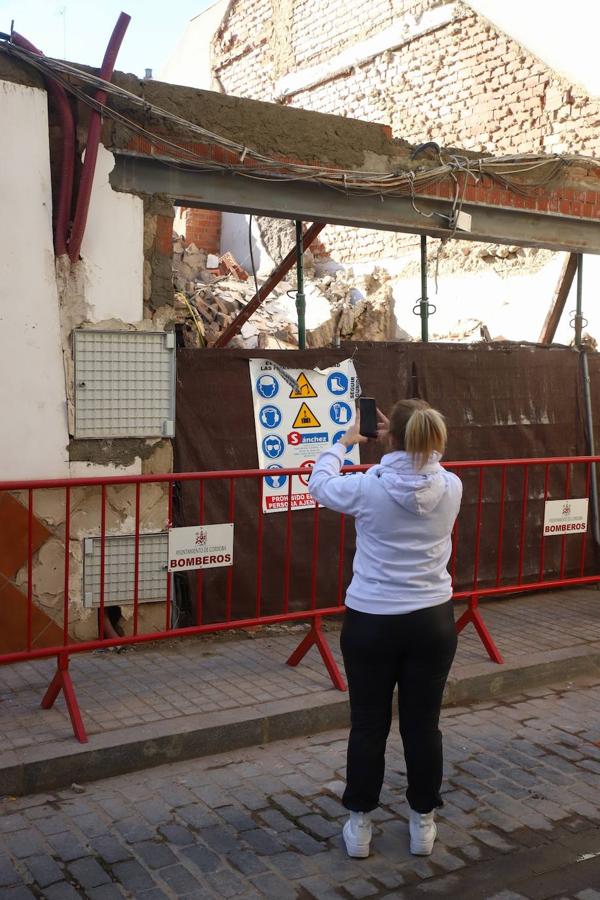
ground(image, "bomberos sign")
xmin=168 ymin=523 xmax=234 ymax=571
xmin=543 ymin=499 xmax=589 ymax=536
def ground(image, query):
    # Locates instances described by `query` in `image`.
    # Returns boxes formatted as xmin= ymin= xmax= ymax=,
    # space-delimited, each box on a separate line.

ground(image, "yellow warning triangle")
xmin=289 ymin=372 xmax=318 ymax=399
xmin=292 ymin=402 xmax=321 ymax=429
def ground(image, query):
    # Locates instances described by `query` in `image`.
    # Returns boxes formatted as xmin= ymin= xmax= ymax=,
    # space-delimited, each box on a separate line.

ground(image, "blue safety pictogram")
xmin=327 ymin=372 xmax=349 ymax=395
xmin=340 ymin=456 xmax=357 ymax=476
xmin=259 ymin=405 xmax=282 ymax=429
xmin=265 ymin=464 xmax=287 ymax=489
xmin=262 ymin=434 xmax=285 ymax=459
xmin=256 ymin=374 xmax=280 ymax=399
xmin=333 ymin=430 xmax=354 ymax=452
xmin=330 ymin=401 xmax=352 ymax=425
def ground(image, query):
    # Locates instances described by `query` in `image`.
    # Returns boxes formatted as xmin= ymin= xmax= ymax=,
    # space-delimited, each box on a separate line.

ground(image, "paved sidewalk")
xmin=2 ymin=673 xmax=600 ymax=898
xmin=2 ymin=588 xmax=600 ymax=794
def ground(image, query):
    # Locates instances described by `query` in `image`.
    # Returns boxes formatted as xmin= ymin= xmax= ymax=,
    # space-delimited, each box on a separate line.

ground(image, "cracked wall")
xmin=11 ymin=483 xmax=170 ymax=642
xmin=50 ymin=167 xmax=175 ymax=639
xmin=0 ymin=64 xmax=178 ymax=644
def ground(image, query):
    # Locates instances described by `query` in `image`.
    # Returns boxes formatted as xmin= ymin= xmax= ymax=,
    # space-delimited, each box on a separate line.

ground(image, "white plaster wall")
xmin=220 ymin=213 xmax=275 ymax=276
xmin=159 ymin=0 xmax=229 ymax=90
xmin=0 ymin=80 xmax=70 ymax=480
xmin=80 ymin=144 xmax=144 ymax=323
xmin=173 ymin=206 xmax=186 ymax=237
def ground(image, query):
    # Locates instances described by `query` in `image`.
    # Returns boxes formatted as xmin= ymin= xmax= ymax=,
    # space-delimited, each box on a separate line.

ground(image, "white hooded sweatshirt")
xmin=308 ymin=442 xmax=462 ymax=614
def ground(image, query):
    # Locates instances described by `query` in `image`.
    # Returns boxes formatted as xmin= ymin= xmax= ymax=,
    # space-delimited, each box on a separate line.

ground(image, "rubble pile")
xmin=172 ymin=234 xmax=411 ymax=349
xmin=172 ymin=235 xmax=299 ymax=347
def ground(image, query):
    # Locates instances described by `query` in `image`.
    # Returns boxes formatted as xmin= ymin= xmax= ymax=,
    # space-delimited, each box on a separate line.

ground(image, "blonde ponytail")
xmin=388 ymin=399 xmax=447 ymax=468
xmin=405 ymin=408 xmax=447 ymax=469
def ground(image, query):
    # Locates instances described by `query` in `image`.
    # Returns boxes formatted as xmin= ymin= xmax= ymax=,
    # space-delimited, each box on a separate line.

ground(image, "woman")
xmin=308 ymin=399 xmax=462 ymax=859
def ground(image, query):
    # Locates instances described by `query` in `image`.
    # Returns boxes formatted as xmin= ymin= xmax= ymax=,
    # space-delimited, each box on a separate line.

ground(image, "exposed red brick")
xmin=155 ymin=214 xmax=173 ymax=256
xmin=183 ymin=208 xmax=222 ymax=254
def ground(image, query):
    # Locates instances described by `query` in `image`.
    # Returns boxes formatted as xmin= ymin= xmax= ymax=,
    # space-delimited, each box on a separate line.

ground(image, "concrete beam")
xmin=112 ymin=152 xmax=600 ymax=255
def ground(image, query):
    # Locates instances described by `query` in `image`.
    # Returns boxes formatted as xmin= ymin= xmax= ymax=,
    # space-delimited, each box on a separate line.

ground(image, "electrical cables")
xmin=1 ymin=37 xmax=596 ymax=221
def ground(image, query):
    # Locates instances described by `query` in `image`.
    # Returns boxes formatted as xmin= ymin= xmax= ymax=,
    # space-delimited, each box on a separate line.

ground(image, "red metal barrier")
xmin=1 ymin=455 xmax=598 ymax=742
xmin=446 ymin=456 xmax=599 ymax=664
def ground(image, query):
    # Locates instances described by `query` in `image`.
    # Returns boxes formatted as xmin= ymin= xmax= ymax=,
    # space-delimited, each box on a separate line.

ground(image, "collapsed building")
xmin=172 ymin=236 xmax=409 ymax=349
xmin=162 ymin=0 xmax=600 ymax=346
xmin=1 ymin=16 xmax=600 ymax=650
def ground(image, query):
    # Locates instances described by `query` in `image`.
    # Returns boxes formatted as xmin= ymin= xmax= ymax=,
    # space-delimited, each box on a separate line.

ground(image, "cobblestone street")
xmin=3 ymin=674 xmax=600 ymax=899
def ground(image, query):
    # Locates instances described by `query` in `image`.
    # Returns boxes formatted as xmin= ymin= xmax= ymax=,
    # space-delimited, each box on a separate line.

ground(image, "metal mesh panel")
xmin=83 ymin=532 xmax=168 ymax=608
xmin=73 ymin=330 xmax=175 ymax=438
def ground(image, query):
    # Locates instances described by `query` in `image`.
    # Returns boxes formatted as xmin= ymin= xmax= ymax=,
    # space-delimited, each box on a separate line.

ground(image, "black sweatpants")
xmin=340 ymin=601 xmax=457 ymax=814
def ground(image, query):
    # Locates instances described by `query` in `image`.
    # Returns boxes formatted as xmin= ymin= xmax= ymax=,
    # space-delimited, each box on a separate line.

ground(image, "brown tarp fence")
xmin=173 ymin=343 xmax=599 ymax=624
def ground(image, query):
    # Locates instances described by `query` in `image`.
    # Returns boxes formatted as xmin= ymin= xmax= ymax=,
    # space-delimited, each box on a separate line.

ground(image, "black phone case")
xmin=359 ymin=398 xmax=378 ymax=438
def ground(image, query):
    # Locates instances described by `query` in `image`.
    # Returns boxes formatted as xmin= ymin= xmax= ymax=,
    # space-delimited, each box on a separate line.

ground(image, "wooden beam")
xmin=538 ymin=253 xmax=578 ymax=344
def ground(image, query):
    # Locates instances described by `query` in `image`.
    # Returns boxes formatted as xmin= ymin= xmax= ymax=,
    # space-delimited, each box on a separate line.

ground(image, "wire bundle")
xmin=1 ymin=39 xmax=596 ymax=212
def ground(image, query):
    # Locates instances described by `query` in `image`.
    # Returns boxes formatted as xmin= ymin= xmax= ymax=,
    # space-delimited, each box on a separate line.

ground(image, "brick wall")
xmin=213 ymin=0 xmax=276 ymax=100
xmin=184 ymin=208 xmax=222 ymax=254
xmin=289 ymin=0 xmax=423 ymax=70
xmin=213 ymin=0 xmax=435 ymax=94
xmin=212 ymin=0 xmax=600 ymax=264
xmin=143 ymin=195 xmax=176 ymax=313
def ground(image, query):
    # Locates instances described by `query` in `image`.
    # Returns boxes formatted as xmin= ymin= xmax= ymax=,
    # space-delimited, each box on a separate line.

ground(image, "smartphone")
xmin=359 ymin=397 xmax=378 ymax=439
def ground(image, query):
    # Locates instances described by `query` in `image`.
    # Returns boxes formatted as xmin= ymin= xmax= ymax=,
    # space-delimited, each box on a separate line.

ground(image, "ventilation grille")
xmin=73 ymin=330 xmax=175 ymax=438
xmin=83 ymin=532 xmax=168 ymax=608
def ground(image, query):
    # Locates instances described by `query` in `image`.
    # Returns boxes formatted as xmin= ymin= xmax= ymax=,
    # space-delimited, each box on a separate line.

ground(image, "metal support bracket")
xmin=286 ymin=615 xmax=347 ymax=690
xmin=454 ymin=596 xmax=504 ymax=664
xmin=41 ymin=652 xmax=88 ymax=743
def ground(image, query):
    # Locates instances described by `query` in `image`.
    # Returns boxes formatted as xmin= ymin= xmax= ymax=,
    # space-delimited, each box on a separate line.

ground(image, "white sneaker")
xmin=409 ymin=809 xmax=437 ymax=856
xmin=342 ymin=812 xmax=372 ymax=858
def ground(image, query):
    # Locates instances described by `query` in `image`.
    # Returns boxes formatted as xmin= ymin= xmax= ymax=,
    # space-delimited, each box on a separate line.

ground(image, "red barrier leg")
xmin=41 ymin=653 xmax=88 ymax=743
xmin=455 ymin=596 xmax=504 ymax=664
xmin=287 ymin=617 xmax=347 ymax=691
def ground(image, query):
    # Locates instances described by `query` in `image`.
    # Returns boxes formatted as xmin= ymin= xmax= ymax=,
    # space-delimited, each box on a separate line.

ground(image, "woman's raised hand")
xmin=376 ymin=408 xmax=390 ymax=443
xmin=339 ymin=410 xmax=369 ymax=447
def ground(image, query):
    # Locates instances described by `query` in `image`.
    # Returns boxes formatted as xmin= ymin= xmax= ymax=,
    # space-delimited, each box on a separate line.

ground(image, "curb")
xmin=3 ymin=644 xmax=600 ymax=797
xmin=445 ymin=642 xmax=600 ymax=706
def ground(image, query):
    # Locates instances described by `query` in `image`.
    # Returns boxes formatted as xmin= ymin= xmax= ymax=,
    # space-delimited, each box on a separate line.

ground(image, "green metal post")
xmin=574 ymin=253 xmax=583 ymax=347
xmin=295 ymin=221 xmax=306 ymax=350
xmin=420 ymin=235 xmax=429 ymax=342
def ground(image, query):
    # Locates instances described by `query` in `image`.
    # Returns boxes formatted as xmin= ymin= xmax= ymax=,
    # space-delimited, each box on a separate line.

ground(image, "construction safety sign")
xmin=250 ymin=358 xmax=360 ymax=513
xmin=543 ymin=499 xmax=588 ymax=536
xmin=168 ymin=523 xmax=234 ymax=571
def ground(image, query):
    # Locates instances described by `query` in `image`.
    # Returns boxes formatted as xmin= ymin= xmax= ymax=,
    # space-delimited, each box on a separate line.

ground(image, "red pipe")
xmin=68 ymin=12 xmax=131 ymax=263
xmin=11 ymin=31 xmax=75 ymax=257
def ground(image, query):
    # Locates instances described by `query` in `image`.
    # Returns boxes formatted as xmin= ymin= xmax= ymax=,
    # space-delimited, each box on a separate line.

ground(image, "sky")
xmin=466 ymin=0 xmax=600 ymax=96
xmin=3 ymin=0 xmax=599 ymax=93
xmin=0 ymin=0 xmax=215 ymax=78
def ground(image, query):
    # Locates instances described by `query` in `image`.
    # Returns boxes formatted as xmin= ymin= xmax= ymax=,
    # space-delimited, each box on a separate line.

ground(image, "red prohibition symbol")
xmin=298 ymin=460 xmax=315 ymax=486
